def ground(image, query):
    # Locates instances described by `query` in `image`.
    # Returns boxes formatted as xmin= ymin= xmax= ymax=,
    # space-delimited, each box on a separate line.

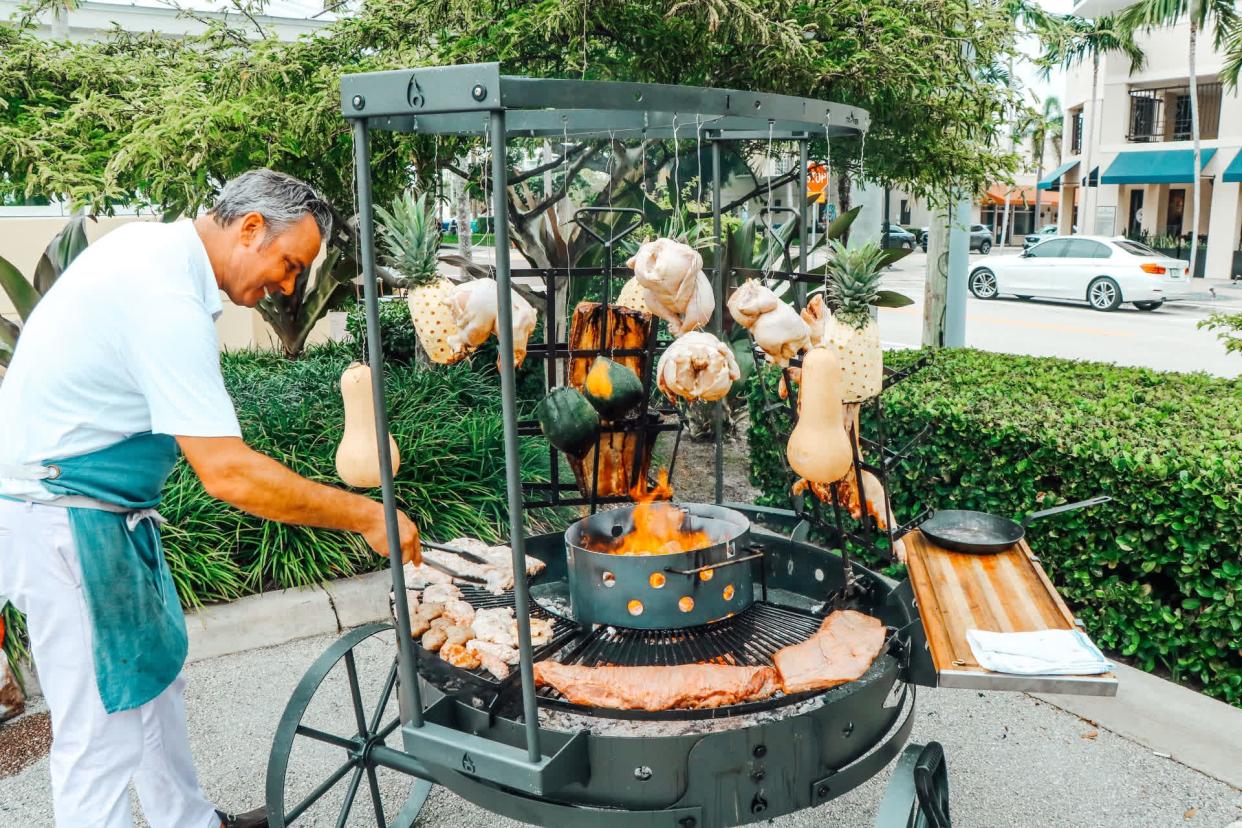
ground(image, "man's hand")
xmin=360 ymin=505 xmax=421 ymax=565
xmin=177 ymin=435 xmax=422 ymax=565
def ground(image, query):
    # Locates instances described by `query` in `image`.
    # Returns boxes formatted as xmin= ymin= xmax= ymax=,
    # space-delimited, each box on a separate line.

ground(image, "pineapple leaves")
xmin=874 ymin=290 xmax=915 ymax=308
xmin=375 ymin=190 xmax=443 ymax=288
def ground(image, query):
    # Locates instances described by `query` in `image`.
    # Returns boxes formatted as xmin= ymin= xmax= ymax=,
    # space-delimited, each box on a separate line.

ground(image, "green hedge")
xmin=749 ymin=348 xmax=1242 ymax=705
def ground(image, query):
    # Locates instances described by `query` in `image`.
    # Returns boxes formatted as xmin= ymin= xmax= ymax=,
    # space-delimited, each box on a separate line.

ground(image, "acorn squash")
xmin=535 ymin=387 xmax=601 ymax=455
xmin=582 ymin=356 xmax=645 ymax=420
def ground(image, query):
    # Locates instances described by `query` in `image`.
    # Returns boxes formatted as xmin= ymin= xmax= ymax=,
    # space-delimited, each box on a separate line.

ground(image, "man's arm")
xmin=176 ymin=435 xmax=420 ymax=564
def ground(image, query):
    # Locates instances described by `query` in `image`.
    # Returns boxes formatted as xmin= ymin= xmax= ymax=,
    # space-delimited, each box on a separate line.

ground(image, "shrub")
xmin=344 ymin=296 xmax=422 ymax=365
xmin=749 ymin=348 xmax=1242 ymax=705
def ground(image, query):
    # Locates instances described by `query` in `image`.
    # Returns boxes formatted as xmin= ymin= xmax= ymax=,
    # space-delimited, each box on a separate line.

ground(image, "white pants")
xmin=0 ymin=499 xmax=219 ymax=828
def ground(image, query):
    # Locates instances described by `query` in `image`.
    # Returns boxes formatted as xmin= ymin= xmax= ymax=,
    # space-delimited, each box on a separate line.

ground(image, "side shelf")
xmin=905 ymin=530 xmax=1118 ymax=697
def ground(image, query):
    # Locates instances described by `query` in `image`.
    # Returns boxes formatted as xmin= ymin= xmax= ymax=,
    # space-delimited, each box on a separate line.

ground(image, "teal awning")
xmin=1100 ymin=148 xmax=1218 ymax=185
xmin=1223 ymin=149 xmax=1242 ymax=183
xmin=1038 ymin=160 xmax=1078 ymax=190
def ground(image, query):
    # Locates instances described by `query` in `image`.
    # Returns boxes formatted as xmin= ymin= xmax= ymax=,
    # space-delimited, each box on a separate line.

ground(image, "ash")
xmin=533 ymin=591 xmax=573 ymax=620
xmin=536 ymin=691 xmax=829 ymax=737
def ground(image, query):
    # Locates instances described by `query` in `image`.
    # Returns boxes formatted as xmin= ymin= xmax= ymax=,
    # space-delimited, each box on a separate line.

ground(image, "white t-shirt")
xmin=0 ymin=220 xmax=241 ymax=501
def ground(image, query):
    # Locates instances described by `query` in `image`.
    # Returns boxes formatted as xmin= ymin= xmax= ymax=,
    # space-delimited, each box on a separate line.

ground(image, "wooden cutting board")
xmin=905 ymin=529 xmax=1118 ymax=696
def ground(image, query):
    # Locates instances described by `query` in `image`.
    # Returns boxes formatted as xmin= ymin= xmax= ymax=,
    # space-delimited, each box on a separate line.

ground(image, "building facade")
xmin=1046 ymin=0 xmax=1242 ymax=278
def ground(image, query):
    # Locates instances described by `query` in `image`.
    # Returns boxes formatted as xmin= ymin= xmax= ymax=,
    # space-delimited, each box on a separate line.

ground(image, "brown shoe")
xmin=216 ymin=807 xmax=268 ymax=828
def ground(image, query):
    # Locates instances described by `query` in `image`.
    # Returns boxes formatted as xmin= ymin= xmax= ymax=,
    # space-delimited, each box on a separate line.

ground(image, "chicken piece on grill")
xmin=421 ymin=627 xmax=448 ymax=652
xmin=422 ymin=583 xmax=463 ymax=605
xmin=772 ymin=610 xmax=886 ymax=695
xmin=727 ymin=280 xmax=811 ymax=368
xmin=440 ymin=642 xmax=482 ymax=671
xmin=656 ymin=331 xmax=740 ymax=403
xmin=473 ymin=607 xmax=517 ymax=648
xmin=442 ymin=600 xmax=476 ymax=628
xmin=533 ymin=662 xmax=780 ymax=711
xmin=467 ymin=640 xmax=519 ymax=680
xmin=627 ymin=238 xmax=713 ymax=335
xmin=445 ymin=278 xmax=538 ymax=368
xmin=510 ymin=616 xmax=553 ymax=647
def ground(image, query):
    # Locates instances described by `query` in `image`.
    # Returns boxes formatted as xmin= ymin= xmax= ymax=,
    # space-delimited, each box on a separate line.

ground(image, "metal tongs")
xmin=414 ymin=539 xmax=493 ymax=585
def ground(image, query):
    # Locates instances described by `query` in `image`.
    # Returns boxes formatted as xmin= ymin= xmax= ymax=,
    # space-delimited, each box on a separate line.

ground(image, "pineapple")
xmin=821 ymin=240 xmax=886 ymax=402
xmin=375 ymin=191 xmax=465 ymax=365
xmin=615 ymin=276 xmax=650 ymax=313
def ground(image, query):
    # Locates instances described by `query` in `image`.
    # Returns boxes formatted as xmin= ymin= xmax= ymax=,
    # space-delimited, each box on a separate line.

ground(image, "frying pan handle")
xmin=1021 ymin=496 xmax=1112 ymax=527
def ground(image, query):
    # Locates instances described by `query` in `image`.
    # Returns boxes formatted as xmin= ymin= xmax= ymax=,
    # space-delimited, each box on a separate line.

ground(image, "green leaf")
xmin=878 ymin=246 xmax=913 ymax=268
xmin=824 ymin=206 xmax=862 ymax=242
xmin=873 ymin=289 xmax=914 ymax=308
xmin=34 ymin=211 xmax=91 ymax=295
xmin=0 ymin=254 xmax=40 ymax=322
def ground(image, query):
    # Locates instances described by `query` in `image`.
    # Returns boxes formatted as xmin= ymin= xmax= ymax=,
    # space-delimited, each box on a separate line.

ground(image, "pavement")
xmin=871 ymin=249 xmax=1242 ymax=378
xmin=2 ymin=620 xmax=1239 ymax=827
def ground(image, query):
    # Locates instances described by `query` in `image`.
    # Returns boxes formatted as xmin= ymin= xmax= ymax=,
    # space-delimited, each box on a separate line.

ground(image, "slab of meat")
xmin=533 ymin=662 xmax=779 ymax=711
xmin=772 ymin=610 xmax=886 ymax=695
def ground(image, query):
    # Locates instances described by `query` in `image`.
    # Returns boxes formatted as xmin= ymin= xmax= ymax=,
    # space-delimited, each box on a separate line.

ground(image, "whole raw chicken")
xmin=445 ymin=278 xmax=538 ymax=368
xmin=627 ymin=238 xmax=714 ymax=335
xmin=727 ymin=280 xmax=810 ymax=367
xmin=800 ymin=293 xmax=836 ymax=347
xmin=656 ymin=330 xmax=740 ymax=403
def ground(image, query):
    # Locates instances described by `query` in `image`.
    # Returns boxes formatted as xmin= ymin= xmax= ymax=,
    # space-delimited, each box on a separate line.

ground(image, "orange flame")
xmin=592 ymin=469 xmax=713 ymax=556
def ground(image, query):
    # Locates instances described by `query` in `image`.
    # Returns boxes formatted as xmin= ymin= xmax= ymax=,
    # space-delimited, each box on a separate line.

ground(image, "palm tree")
xmin=1223 ymin=23 xmax=1242 ymax=88
xmin=1025 ymin=96 xmax=1064 ymax=234
xmin=1121 ymin=0 xmax=1239 ymax=278
xmin=1039 ymin=14 xmax=1146 ymax=235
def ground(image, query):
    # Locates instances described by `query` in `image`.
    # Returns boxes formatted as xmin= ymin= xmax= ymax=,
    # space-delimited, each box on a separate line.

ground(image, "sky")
xmin=1019 ymin=0 xmax=1077 ymax=109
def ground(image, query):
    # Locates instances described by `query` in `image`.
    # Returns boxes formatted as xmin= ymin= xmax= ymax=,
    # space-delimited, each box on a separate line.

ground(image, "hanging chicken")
xmin=655 ymin=330 xmax=740 ymax=403
xmin=445 ymin=278 xmax=538 ymax=369
xmin=727 ymin=279 xmax=811 ymax=367
xmin=792 ymin=469 xmax=906 ymax=562
xmin=627 ymin=238 xmax=713 ymax=336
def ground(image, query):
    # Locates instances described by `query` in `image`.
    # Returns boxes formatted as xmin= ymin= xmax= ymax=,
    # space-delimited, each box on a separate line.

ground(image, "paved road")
xmin=2 ymin=630 xmax=1238 ymax=827
xmin=872 ymin=250 xmax=1242 ymax=378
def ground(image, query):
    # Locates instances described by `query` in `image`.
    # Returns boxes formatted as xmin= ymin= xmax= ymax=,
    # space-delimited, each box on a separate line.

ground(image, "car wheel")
xmin=903 ymin=240 xmax=914 ymax=250
xmin=978 ymin=240 xmax=992 ymax=255
xmin=1134 ymin=300 xmax=1164 ymax=311
xmin=1087 ymin=277 xmax=1122 ymax=311
xmin=969 ymin=268 xmax=998 ymax=299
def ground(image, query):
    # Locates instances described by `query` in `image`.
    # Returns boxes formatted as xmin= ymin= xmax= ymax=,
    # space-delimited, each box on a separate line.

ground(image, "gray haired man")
xmin=0 ymin=170 xmax=420 ymax=828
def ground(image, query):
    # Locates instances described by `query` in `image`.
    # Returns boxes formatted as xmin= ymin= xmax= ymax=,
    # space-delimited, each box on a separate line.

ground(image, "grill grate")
xmin=415 ymin=583 xmax=871 ymax=720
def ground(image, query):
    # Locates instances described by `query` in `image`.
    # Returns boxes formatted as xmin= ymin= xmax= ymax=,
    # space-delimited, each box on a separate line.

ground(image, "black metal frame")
xmin=263 ymin=61 xmax=956 ymax=828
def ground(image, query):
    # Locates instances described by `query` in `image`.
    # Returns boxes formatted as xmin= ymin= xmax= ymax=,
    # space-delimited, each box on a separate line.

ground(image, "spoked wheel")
xmin=1087 ymin=277 xmax=1122 ymax=311
xmin=267 ymin=623 xmax=427 ymax=827
xmin=968 ymin=269 xmax=998 ymax=299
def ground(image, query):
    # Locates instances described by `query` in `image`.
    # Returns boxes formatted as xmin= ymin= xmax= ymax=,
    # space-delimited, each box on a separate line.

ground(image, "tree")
xmin=0 ymin=0 xmax=1025 ymax=353
xmin=1121 ymin=0 xmax=1239 ymax=278
xmin=1039 ymin=14 xmax=1145 ymax=235
xmin=1024 ymin=96 xmax=1064 ymax=234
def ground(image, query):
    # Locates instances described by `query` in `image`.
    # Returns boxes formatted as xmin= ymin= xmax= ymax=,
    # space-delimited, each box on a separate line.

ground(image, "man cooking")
xmin=0 ymin=169 xmax=420 ymax=828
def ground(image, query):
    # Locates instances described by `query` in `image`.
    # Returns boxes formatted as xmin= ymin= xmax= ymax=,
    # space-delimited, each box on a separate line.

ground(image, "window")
xmin=1028 ymin=239 xmax=1071 ymax=257
xmin=1172 ymin=94 xmax=1192 ymax=140
xmin=1116 ymin=240 xmax=1158 ymax=256
xmin=1127 ymin=83 xmax=1221 ymax=143
xmin=1066 ymin=239 xmax=1112 ymax=258
xmin=1070 ymin=109 xmax=1084 ymax=154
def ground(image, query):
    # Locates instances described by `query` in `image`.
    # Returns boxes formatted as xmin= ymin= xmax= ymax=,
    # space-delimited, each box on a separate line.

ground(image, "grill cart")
xmin=264 ymin=64 xmax=1117 ymax=828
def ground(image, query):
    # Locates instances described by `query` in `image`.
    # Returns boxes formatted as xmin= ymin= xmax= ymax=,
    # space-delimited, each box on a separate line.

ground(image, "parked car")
xmin=967 ymin=236 xmax=1191 ymax=311
xmin=881 ymin=223 xmax=917 ymax=250
xmin=920 ymin=224 xmax=994 ymax=254
xmin=1023 ymin=224 xmax=1059 ymax=250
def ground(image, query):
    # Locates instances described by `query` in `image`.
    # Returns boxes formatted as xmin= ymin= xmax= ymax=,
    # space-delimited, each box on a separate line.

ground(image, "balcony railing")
xmin=1127 ymin=82 xmax=1221 ymax=143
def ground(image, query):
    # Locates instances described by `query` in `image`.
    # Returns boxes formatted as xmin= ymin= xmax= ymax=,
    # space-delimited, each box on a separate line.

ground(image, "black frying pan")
xmin=919 ymin=496 xmax=1112 ymax=554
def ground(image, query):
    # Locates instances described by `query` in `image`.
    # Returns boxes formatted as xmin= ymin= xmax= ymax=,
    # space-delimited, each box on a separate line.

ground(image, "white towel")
xmin=966 ymin=628 xmax=1112 ymax=676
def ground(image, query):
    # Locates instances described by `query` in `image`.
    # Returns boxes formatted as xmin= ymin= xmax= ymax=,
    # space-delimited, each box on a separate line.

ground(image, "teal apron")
xmin=2 ymin=433 xmax=185 ymax=713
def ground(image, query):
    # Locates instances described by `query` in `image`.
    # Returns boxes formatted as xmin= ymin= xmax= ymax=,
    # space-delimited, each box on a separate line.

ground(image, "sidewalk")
xmin=2 ymin=570 xmax=1240 ymax=827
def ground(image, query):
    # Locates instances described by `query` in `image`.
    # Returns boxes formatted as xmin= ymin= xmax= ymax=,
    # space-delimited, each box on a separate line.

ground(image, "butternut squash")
xmin=786 ymin=346 xmax=852 ymax=485
xmin=335 ymin=362 xmax=401 ymax=488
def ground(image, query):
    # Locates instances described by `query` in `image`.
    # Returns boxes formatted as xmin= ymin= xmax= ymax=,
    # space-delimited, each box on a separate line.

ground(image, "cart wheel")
xmin=266 ymin=623 xmax=419 ymax=827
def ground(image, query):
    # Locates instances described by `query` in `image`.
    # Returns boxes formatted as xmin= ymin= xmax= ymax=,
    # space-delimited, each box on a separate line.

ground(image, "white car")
xmin=967 ymin=236 xmax=1191 ymax=311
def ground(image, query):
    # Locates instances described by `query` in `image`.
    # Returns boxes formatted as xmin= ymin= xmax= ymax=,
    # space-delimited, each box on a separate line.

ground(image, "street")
xmin=873 ymin=250 xmax=1242 ymax=378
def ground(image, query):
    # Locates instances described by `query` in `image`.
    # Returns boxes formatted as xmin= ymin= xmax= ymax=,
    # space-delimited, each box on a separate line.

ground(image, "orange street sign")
xmin=807 ymin=162 xmax=829 ymax=196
